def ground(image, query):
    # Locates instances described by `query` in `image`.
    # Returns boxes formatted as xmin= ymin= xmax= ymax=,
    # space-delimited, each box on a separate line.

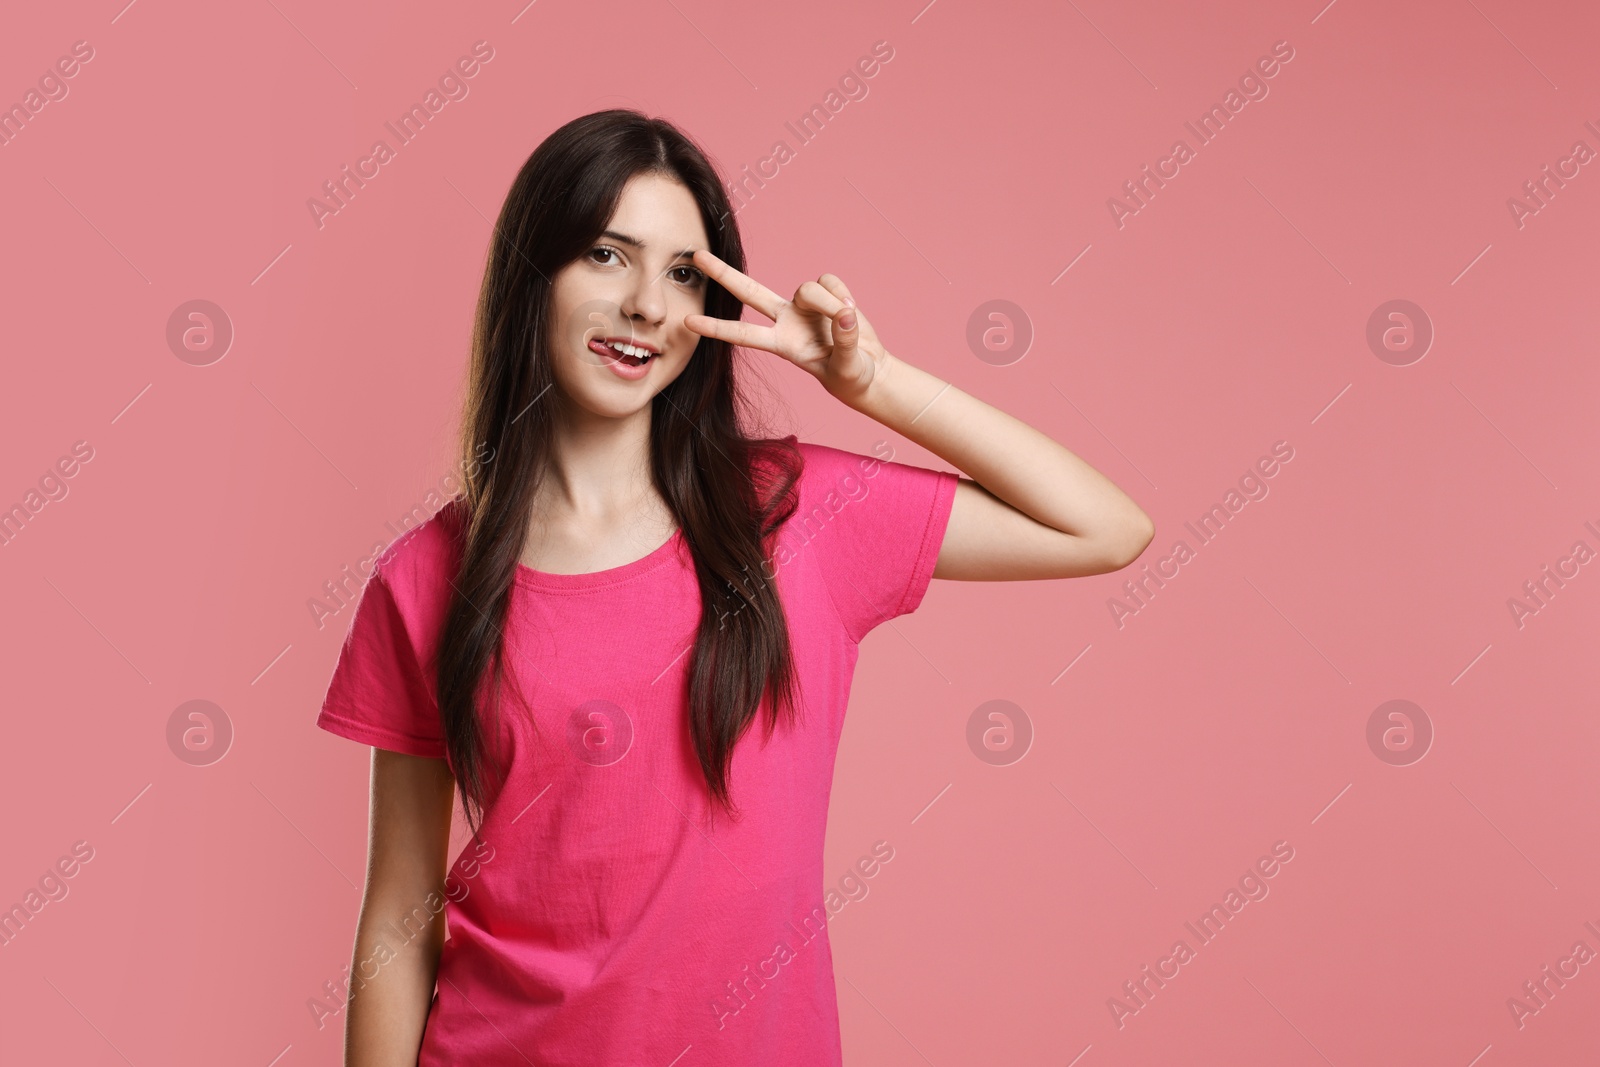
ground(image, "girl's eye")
xmin=589 ymin=246 xmax=704 ymax=286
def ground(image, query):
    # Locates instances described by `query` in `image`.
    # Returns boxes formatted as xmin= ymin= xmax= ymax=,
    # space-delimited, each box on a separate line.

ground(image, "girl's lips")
xmin=589 ymin=338 xmax=656 ymax=380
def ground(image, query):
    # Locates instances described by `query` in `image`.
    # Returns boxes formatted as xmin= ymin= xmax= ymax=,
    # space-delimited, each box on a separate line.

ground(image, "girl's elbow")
xmin=1108 ymin=514 xmax=1155 ymax=571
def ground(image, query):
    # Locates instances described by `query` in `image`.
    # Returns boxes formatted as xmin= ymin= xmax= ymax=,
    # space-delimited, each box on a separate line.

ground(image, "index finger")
xmin=693 ymin=249 xmax=786 ymax=322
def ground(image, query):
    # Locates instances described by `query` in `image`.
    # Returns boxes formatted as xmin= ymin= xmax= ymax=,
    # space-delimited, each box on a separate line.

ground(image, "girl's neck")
xmin=533 ymin=414 xmax=666 ymax=531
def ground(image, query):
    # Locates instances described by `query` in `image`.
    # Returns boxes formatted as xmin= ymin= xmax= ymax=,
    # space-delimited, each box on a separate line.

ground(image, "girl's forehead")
xmin=607 ymin=175 xmax=709 ymax=249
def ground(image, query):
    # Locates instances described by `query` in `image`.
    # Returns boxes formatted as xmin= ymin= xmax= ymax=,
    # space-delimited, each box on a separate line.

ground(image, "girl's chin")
xmin=554 ymin=389 xmax=660 ymax=422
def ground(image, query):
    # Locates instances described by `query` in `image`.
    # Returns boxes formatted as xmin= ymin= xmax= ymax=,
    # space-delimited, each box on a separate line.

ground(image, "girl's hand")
xmin=683 ymin=249 xmax=887 ymax=405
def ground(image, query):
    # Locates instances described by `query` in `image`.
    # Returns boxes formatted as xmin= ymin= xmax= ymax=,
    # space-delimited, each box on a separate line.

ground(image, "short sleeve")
xmin=798 ymin=441 xmax=960 ymax=643
xmin=316 ymin=566 xmax=448 ymax=759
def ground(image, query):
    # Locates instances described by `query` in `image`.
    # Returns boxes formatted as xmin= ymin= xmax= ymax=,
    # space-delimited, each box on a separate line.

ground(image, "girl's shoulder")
xmin=754 ymin=433 xmax=888 ymax=489
xmin=366 ymin=498 xmax=466 ymax=609
xmin=783 ymin=436 xmax=898 ymax=495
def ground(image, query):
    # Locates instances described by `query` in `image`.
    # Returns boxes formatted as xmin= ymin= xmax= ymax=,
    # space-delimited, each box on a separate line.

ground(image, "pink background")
xmin=2 ymin=0 xmax=1597 ymax=1063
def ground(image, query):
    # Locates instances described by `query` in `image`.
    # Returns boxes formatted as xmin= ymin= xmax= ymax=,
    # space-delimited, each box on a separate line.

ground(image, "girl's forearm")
xmin=842 ymin=351 xmax=1153 ymax=547
xmin=345 ymin=911 xmax=445 ymax=1067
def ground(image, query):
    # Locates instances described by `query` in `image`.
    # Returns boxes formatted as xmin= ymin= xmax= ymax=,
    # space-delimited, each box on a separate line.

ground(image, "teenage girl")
xmin=316 ymin=109 xmax=1153 ymax=1066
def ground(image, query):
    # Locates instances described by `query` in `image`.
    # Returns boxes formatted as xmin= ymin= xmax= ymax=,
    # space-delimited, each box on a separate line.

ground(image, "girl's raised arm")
xmin=685 ymin=253 xmax=1155 ymax=581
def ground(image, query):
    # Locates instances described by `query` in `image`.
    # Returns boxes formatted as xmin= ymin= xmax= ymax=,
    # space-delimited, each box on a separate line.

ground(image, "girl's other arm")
xmin=847 ymin=352 xmax=1155 ymax=581
xmin=346 ymin=748 xmax=456 ymax=1066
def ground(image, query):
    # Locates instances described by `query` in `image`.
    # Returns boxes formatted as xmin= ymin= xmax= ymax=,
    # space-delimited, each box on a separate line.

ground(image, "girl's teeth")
xmin=593 ymin=338 xmax=654 ymax=365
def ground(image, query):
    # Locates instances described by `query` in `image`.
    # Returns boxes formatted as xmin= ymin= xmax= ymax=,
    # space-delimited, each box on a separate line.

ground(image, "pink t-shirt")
xmin=316 ymin=435 xmax=958 ymax=1065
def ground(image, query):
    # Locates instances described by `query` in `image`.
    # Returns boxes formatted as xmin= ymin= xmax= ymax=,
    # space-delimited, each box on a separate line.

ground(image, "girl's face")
xmin=545 ymin=172 xmax=713 ymax=423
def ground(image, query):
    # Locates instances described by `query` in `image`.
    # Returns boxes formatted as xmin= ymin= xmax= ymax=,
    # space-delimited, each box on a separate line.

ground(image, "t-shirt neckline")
xmin=514 ymin=527 xmax=685 ymax=591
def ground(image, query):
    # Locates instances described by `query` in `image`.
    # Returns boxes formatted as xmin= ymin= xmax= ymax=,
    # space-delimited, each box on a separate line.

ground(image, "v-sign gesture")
xmin=683 ymin=250 xmax=882 ymax=404
xmin=683 ymin=247 xmax=1154 ymax=582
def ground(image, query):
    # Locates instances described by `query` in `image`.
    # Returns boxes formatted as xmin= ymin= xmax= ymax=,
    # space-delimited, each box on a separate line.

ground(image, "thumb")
xmin=833 ymin=298 xmax=858 ymax=351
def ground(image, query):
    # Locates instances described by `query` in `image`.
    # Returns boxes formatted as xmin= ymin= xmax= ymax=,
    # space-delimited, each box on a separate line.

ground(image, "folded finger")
xmin=816 ymin=273 xmax=855 ymax=308
xmin=793 ymin=279 xmax=847 ymax=317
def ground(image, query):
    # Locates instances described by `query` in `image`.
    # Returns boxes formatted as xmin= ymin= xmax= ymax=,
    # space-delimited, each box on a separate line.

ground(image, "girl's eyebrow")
xmin=599 ymin=229 xmax=701 ymax=262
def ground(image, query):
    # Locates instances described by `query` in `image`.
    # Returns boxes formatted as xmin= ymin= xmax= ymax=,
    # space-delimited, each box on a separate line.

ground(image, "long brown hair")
xmin=437 ymin=109 xmax=803 ymax=838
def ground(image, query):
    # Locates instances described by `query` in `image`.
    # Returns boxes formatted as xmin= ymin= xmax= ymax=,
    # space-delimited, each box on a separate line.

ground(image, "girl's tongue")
xmin=597 ymin=340 xmax=649 ymax=366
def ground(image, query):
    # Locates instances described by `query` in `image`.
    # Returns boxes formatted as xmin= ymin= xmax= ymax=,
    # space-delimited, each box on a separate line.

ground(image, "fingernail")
xmin=838 ymin=310 xmax=856 ymax=330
